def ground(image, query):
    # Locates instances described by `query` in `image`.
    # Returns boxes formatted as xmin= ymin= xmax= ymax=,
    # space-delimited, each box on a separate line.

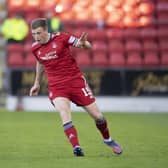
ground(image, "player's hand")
xmin=79 ymin=32 xmax=88 ymax=42
xmin=77 ymin=32 xmax=91 ymax=49
xmin=29 ymin=84 xmax=40 ymax=96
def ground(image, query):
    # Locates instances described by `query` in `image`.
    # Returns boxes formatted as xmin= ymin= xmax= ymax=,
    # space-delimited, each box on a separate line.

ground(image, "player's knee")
xmin=94 ymin=113 xmax=104 ymax=121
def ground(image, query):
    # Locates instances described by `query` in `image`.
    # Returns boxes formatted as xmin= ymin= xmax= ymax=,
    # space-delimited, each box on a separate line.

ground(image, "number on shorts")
xmin=82 ymin=87 xmax=92 ymax=97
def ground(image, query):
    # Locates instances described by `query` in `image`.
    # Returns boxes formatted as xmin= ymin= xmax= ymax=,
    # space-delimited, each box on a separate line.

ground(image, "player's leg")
xmin=70 ymin=76 xmax=122 ymax=154
xmin=83 ymin=102 xmax=123 ymax=154
xmin=53 ymin=97 xmax=84 ymax=156
xmin=53 ymin=97 xmax=71 ymax=124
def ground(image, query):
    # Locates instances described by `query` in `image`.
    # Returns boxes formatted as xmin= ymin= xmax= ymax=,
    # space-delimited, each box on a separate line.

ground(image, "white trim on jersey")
xmin=32 ymin=41 xmax=39 ymax=47
xmin=68 ymin=36 xmax=79 ymax=46
xmin=68 ymin=36 xmax=76 ymax=43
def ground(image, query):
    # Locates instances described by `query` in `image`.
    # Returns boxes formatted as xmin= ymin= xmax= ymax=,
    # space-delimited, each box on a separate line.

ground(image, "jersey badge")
xmin=52 ymin=43 xmax=57 ymax=49
xmin=38 ymin=50 xmax=41 ymax=55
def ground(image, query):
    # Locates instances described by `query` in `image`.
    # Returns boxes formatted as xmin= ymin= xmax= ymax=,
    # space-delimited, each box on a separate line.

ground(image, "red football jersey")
xmin=31 ymin=32 xmax=82 ymax=88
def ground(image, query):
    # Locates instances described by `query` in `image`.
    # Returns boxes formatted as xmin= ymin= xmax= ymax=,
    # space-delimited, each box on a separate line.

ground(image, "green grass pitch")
xmin=0 ymin=110 xmax=168 ymax=168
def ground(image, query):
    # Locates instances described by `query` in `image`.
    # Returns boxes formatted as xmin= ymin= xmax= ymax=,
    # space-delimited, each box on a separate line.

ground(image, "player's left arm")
xmin=76 ymin=32 xmax=91 ymax=50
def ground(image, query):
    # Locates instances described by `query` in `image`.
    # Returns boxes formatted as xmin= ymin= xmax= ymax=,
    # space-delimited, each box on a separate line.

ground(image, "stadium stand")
xmin=4 ymin=0 xmax=168 ymax=69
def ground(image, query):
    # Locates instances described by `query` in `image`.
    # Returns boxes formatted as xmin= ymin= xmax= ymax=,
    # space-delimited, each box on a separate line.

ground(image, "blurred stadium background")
xmin=0 ymin=0 xmax=168 ymax=112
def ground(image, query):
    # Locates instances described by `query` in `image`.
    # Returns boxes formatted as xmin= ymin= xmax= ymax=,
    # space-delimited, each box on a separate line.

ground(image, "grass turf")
xmin=0 ymin=110 xmax=168 ymax=168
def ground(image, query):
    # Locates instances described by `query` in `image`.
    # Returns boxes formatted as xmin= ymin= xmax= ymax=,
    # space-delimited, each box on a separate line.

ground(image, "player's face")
xmin=32 ymin=27 xmax=49 ymax=44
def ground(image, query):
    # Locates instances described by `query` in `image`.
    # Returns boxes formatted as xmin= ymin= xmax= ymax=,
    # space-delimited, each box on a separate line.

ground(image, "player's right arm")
xmin=29 ymin=61 xmax=43 ymax=96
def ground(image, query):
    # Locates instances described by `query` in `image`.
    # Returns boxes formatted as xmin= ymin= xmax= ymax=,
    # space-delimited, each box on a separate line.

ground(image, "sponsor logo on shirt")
xmin=52 ymin=43 xmax=57 ymax=49
xmin=40 ymin=51 xmax=58 ymax=60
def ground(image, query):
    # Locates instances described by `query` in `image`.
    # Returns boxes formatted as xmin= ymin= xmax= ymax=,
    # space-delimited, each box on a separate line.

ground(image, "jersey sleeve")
xmin=62 ymin=32 xmax=79 ymax=47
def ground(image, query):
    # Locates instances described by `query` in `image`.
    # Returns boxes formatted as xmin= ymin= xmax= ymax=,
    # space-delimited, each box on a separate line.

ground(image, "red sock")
xmin=96 ymin=118 xmax=110 ymax=139
xmin=64 ymin=122 xmax=80 ymax=148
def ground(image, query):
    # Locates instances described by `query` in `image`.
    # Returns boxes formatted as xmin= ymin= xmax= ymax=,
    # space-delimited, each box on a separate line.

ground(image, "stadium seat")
xmin=106 ymin=0 xmax=123 ymax=8
xmin=139 ymin=1 xmax=155 ymax=15
xmin=24 ymin=0 xmax=41 ymax=11
xmin=157 ymin=27 xmax=168 ymax=40
xmin=88 ymin=29 xmax=107 ymax=41
xmin=7 ymin=0 xmax=25 ymax=12
xmin=74 ymin=0 xmax=91 ymax=8
xmin=25 ymin=12 xmax=41 ymax=23
xmin=75 ymin=50 xmax=91 ymax=67
xmin=63 ymin=20 xmax=94 ymax=30
xmin=24 ymin=53 xmax=36 ymax=67
xmin=126 ymin=52 xmax=143 ymax=67
xmin=7 ymin=44 xmax=24 ymax=52
xmin=23 ymin=42 xmax=32 ymax=53
xmin=125 ymin=0 xmax=138 ymax=7
xmin=40 ymin=0 xmax=59 ymax=11
xmin=123 ymin=3 xmax=139 ymax=16
xmin=108 ymin=40 xmax=124 ymax=52
xmin=77 ymin=20 xmax=98 ymax=29
xmin=55 ymin=0 xmax=74 ymax=15
xmin=92 ymin=40 xmax=108 ymax=51
xmin=158 ymin=39 xmax=168 ymax=52
xmin=8 ymin=51 xmax=24 ymax=67
xmin=92 ymin=50 xmax=108 ymax=67
xmin=143 ymin=51 xmax=160 ymax=67
xmin=106 ymin=10 xmax=123 ymax=27
xmin=160 ymin=52 xmax=168 ymax=67
xmin=72 ymin=1 xmax=91 ymax=20
xmin=106 ymin=28 xmax=124 ymax=41
xmin=59 ymin=11 xmax=75 ymax=21
xmin=156 ymin=2 xmax=168 ymax=19
xmin=156 ymin=2 xmax=168 ymax=11
xmin=156 ymin=0 xmax=168 ymax=2
xmin=109 ymin=52 xmax=125 ymax=67
xmin=140 ymin=27 xmax=157 ymax=40
xmin=123 ymin=15 xmax=138 ymax=27
xmin=142 ymin=40 xmax=158 ymax=52
xmin=90 ymin=6 xmax=108 ymax=21
xmin=138 ymin=16 xmax=155 ymax=27
xmin=124 ymin=28 xmax=140 ymax=40
xmin=92 ymin=0 xmax=107 ymax=8
xmin=125 ymin=40 xmax=142 ymax=52
xmin=75 ymin=10 xmax=91 ymax=21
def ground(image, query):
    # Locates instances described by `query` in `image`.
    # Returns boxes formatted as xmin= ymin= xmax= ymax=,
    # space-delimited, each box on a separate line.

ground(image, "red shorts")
xmin=48 ymin=76 xmax=95 ymax=106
